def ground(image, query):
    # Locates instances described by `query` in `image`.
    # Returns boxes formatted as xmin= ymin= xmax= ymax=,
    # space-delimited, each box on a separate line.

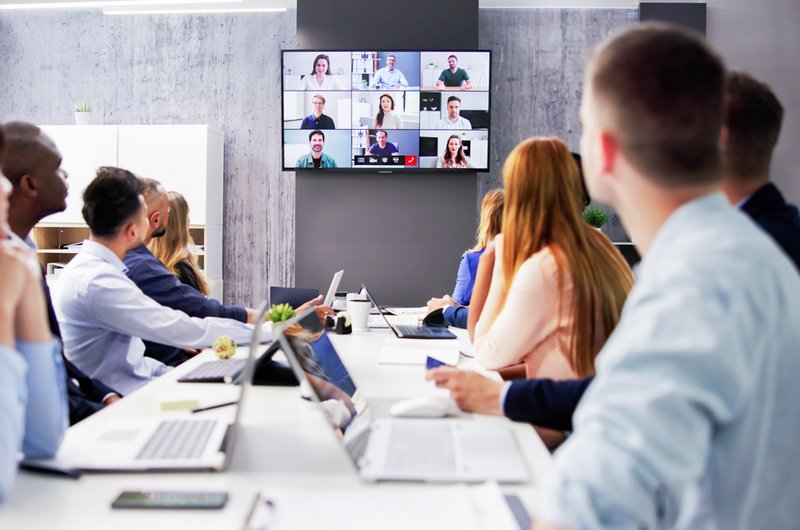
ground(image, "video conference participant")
xmin=53 ymin=167 xmax=259 ymax=394
xmin=437 ymin=96 xmax=472 ymax=129
xmin=2 ymin=121 xmax=120 ymax=425
xmin=370 ymin=55 xmax=409 ymax=89
xmin=368 ymin=130 xmax=398 ymax=156
xmin=436 ymin=135 xmax=473 ymax=168
xmin=300 ymin=94 xmax=335 ymax=130
xmin=372 ymin=94 xmax=404 ymax=129
xmin=300 ymin=54 xmax=345 ymax=91
xmin=528 ymin=24 xmax=800 ymax=530
xmin=435 ymin=55 xmax=472 ymax=89
xmin=296 ymin=130 xmax=338 ymax=168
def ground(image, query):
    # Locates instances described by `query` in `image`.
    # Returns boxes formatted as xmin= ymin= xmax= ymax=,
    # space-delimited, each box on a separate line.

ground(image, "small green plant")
xmin=582 ymin=205 xmax=609 ymax=228
xmin=269 ymin=303 xmax=296 ymax=323
xmin=74 ymin=102 xmax=92 ymax=113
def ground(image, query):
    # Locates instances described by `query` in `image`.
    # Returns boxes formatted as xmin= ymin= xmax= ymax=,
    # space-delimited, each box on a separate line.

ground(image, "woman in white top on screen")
xmin=473 ymin=137 xmax=632 ymax=381
xmin=300 ymin=54 xmax=344 ymax=91
xmin=371 ymin=94 xmax=404 ymax=129
xmin=436 ymin=135 xmax=474 ymax=169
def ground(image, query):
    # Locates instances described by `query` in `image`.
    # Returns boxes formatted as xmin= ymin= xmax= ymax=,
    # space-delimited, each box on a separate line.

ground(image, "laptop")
xmin=276 ymin=309 xmax=529 ymax=483
xmin=324 ymin=269 xmax=344 ymax=307
xmin=43 ymin=302 xmax=269 ymax=472
xmin=362 ymin=283 xmax=456 ymax=339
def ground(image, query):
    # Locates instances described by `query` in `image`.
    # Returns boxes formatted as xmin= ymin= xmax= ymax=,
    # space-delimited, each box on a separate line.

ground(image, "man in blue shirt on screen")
xmin=299 ymin=94 xmax=335 ymax=130
xmin=370 ymin=55 xmax=409 ymax=89
xmin=367 ymin=130 xmax=398 ymax=157
xmin=296 ymin=130 xmax=337 ymax=169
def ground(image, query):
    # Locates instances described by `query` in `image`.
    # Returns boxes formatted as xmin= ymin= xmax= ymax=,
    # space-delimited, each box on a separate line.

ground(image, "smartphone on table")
xmin=111 ymin=490 xmax=229 ymax=510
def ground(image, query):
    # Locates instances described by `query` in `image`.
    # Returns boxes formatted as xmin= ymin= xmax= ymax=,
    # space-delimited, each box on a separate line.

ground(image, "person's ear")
xmin=598 ymin=129 xmax=618 ymax=177
xmin=149 ymin=210 xmax=160 ymax=231
xmin=17 ymin=173 xmax=38 ymax=198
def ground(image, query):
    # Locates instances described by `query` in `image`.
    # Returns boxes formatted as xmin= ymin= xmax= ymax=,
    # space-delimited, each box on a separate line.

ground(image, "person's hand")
xmin=103 ymin=394 xmax=121 ymax=405
xmin=296 ymin=295 xmax=323 ymax=314
xmin=313 ymin=305 xmax=334 ymax=323
xmin=426 ymin=367 xmax=504 ymax=415
xmin=426 ymin=295 xmax=456 ymax=313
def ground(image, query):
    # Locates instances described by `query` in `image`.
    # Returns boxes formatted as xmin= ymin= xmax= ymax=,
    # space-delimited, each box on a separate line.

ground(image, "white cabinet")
xmin=35 ymin=124 xmax=225 ymax=300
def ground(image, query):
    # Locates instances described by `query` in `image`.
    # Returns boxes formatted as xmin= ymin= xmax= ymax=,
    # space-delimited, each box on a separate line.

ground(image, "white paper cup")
xmin=347 ymin=299 xmax=371 ymax=332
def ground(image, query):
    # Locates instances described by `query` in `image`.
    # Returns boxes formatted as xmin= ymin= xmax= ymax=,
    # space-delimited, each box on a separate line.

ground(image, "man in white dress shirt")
xmin=436 ymin=96 xmax=472 ymax=130
xmin=53 ymin=166 xmax=259 ymax=394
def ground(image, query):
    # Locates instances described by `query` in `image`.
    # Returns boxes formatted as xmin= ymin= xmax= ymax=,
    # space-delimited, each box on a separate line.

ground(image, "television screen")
xmin=282 ymin=50 xmax=491 ymax=172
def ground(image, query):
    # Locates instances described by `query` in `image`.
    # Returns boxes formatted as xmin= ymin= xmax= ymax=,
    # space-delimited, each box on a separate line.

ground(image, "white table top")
xmin=0 ymin=326 xmax=553 ymax=529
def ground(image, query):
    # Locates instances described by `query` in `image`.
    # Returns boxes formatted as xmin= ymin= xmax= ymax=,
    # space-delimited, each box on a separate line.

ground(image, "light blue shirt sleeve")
xmin=450 ymin=253 xmax=471 ymax=305
xmin=0 ymin=339 xmax=67 ymax=503
xmin=536 ymin=281 xmax=750 ymax=529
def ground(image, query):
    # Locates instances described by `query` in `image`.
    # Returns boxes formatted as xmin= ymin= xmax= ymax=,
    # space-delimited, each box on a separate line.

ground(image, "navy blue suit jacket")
xmin=123 ymin=245 xmax=247 ymax=366
xmin=503 ymin=183 xmax=800 ymax=430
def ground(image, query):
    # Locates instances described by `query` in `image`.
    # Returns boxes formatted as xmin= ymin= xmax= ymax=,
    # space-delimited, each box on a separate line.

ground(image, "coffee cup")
xmin=346 ymin=298 xmax=371 ymax=332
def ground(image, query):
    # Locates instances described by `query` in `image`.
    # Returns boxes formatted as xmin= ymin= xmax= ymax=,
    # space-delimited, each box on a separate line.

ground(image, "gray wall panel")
xmin=479 ymin=8 xmax=638 ymax=242
xmin=0 ymin=10 xmax=296 ymax=307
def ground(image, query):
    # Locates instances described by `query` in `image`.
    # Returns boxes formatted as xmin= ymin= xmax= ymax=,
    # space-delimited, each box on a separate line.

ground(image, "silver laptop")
xmin=41 ymin=302 xmax=269 ymax=473
xmin=276 ymin=309 xmax=529 ymax=483
xmin=324 ymin=269 xmax=344 ymax=307
xmin=362 ymin=283 xmax=456 ymax=339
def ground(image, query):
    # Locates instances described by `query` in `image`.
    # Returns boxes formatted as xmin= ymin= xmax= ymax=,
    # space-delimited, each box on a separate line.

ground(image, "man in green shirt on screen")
xmin=435 ymin=54 xmax=472 ymax=89
xmin=296 ymin=130 xmax=337 ymax=169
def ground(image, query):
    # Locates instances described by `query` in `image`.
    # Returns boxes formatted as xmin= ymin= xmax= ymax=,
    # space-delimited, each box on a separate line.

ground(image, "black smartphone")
xmin=111 ymin=490 xmax=229 ymax=510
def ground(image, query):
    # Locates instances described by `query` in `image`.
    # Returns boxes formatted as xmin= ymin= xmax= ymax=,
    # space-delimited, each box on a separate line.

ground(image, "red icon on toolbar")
xmin=404 ymin=156 xmax=417 ymax=166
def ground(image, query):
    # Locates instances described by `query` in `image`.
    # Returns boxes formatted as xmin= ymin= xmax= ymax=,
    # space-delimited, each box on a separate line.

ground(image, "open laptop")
xmin=362 ymin=283 xmax=456 ymax=339
xmin=324 ymin=269 xmax=344 ymax=307
xmin=276 ymin=309 xmax=529 ymax=482
xmin=41 ymin=302 xmax=269 ymax=472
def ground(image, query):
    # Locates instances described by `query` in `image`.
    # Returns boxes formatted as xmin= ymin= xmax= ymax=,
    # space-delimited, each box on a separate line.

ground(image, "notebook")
xmin=276 ymin=309 xmax=528 ymax=483
xmin=38 ymin=302 xmax=269 ymax=472
xmin=362 ymin=284 xmax=456 ymax=339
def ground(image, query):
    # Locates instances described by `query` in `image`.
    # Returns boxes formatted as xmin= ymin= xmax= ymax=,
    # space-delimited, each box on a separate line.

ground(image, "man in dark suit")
xmin=429 ymin=70 xmax=800 ymax=428
xmin=1 ymin=121 xmax=121 ymax=425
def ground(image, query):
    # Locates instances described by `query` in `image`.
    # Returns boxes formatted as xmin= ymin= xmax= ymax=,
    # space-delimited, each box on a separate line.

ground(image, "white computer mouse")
xmin=389 ymin=396 xmax=453 ymax=418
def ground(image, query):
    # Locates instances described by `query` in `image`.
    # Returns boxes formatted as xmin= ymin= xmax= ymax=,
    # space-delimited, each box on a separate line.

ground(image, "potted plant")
xmin=582 ymin=204 xmax=609 ymax=230
xmin=74 ymin=102 xmax=93 ymax=125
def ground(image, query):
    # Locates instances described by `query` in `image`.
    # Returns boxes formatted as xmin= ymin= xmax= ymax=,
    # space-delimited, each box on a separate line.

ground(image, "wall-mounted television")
xmin=282 ymin=50 xmax=491 ymax=172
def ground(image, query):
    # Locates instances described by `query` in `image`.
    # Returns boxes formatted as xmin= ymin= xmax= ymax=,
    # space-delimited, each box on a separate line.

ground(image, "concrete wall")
xmin=0 ymin=11 xmax=296 ymax=307
xmin=479 ymin=7 xmax=638 ymax=242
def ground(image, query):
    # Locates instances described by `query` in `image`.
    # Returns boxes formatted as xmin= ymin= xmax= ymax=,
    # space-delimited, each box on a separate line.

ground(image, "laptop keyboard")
xmin=136 ymin=420 xmax=216 ymax=460
xmin=395 ymin=325 xmax=427 ymax=336
xmin=178 ymin=359 xmax=246 ymax=382
xmin=384 ymin=422 xmax=457 ymax=473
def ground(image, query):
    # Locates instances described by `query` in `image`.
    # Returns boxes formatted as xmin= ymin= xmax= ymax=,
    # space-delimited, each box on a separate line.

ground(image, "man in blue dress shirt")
xmin=368 ymin=130 xmax=398 ymax=156
xmin=0 ymin=126 xmax=67 ymax=502
xmin=53 ymin=167 xmax=260 ymax=394
xmin=370 ymin=55 xmax=409 ymax=89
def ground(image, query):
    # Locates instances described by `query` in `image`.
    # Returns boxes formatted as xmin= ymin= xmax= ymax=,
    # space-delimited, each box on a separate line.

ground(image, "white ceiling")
xmin=0 ymin=0 xmax=645 ymax=14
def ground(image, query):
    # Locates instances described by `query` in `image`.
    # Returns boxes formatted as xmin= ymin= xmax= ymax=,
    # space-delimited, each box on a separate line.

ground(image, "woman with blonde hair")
xmin=426 ymin=188 xmax=504 ymax=327
xmin=148 ymin=191 xmax=209 ymax=296
xmin=473 ymin=137 xmax=632 ymax=380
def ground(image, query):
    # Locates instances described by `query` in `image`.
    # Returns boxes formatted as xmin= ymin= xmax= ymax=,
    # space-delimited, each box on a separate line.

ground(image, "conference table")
xmin=0 ymin=323 xmax=554 ymax=529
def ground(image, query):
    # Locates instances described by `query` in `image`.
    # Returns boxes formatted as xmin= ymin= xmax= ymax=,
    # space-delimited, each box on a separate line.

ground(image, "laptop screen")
xmin=277 ymin=310 xmax=373 ymax=465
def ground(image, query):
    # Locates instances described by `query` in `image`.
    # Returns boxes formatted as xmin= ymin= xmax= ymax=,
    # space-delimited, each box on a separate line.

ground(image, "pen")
xmin=244 ymin=492 xmax=276 ymax=530
xmin=191 ymin=400 xmax=237 ymax=413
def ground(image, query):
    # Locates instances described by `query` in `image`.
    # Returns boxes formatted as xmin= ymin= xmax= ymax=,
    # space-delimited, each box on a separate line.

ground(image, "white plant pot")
xmin=74 ymin=111 xmax=92 ymax=125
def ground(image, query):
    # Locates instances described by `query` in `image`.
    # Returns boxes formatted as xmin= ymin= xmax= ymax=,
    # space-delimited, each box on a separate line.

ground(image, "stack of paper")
xmin=244 ymin=482 xmax=522 ymax=530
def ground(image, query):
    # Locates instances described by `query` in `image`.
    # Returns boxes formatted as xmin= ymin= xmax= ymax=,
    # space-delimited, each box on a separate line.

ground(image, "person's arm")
xmin=463 ymin=70 xmax=472 ymax=89
xmin=467 ymin=242 xmax=496 ymax=341
xmin=18 ymin=339 xmax=67 ymax=459
xmin=436 ymin=71 xmax=445 ymax=87
xmin=63 ymin=357 xmax=118 ymax=404
xmin=535 ymin=287 xmax=747 ymax=529
xmin=88 ymin=270 xmax=259 ymax=350
xmin=0 ymin=345 xmax=26 ymax=502
xmin=450 ymin=253 xmax=471 ymax=305
xmin=503 ymin=377 xmax=593 ymax=431
xmin=126 ymin=253 xmax=247 ymax=322
xmin=442 ymin=305 xmax=468 ymax=329
xmin=473 ymin=246 xmax=562 ymax=370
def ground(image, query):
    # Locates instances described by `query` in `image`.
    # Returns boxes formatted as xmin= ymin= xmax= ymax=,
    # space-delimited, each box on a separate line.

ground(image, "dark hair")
xmin=308 ymin=130 xmax=325 ymax=142
xmin=375 ymin=129 xmax=388 ymax=139
xmin=589 ymin=23 xmax=725 ymax=186
xmin=311 ymin=54 xmax=331 ymax=75
xmin=375 ymin=94 xmax=395 ymax=128
xmin=448 ymin=54 xmax=458 ymax=61
xmin=0 ymin=121 xmax=46 ymax=185
xmin=447 ymin=96 xmax=461 ymax=105
xmin=312 ymin=93 xmax=326 ymax=104
xmin=724 ymin=71 xmax=784 ymax=181
xmin=82 ymin=166 xmax=144 ymax=237
xmin=442 ymin=134 xmax=467 ymax=167
xmin=387 ymin=54 xmax=396 ymax=61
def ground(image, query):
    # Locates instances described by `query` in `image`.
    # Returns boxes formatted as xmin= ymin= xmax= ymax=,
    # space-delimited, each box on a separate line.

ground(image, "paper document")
xmin=244 ymin=482 xmax=520 ymax=530
xmin=378 ymin=337 xmax=460 ymax=365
